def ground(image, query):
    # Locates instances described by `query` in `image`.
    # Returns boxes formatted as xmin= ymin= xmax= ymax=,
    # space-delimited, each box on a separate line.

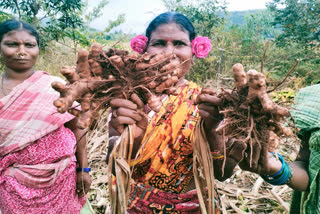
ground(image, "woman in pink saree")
xmin=0 ymin=19 xmax=91 ymax=214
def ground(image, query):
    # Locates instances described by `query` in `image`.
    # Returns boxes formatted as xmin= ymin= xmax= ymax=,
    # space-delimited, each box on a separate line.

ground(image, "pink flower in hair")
xmin=130 ymin=35 xmax=148 ymax=54
xmin=191 ymin=36 xmax=212 ymax=58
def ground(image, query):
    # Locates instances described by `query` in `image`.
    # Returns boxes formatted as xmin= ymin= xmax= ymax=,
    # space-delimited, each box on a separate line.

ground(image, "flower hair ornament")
xmin=130 ymin=35 xmax=148 ymax=54
xmin=191 ymin=36 xmax=212 ymax=58
xmin=130 ymin=35 xmax=212 ymax=58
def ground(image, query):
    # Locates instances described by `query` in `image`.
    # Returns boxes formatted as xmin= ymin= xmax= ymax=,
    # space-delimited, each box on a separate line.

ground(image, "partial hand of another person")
xmin=239 ymin=142 xmax=282 ymax=176
xmin=76 ymin=172 xmax=91 ymax=197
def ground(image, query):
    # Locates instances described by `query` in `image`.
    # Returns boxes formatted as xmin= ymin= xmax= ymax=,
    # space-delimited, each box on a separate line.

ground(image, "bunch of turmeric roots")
xmin=52 ymin=43 xmax=184 ymax=129
xmin=52 ymin=43 xmax=292 ymax=156
xmin=213 ymin=63 xmax=292 ymax=161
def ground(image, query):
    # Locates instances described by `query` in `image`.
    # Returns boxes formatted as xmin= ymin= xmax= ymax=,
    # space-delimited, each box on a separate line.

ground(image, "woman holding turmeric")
xmin=0 ymin=19 xmax=91 ymax=213
xmin=108 ymin=12 xmax=242 ymax=213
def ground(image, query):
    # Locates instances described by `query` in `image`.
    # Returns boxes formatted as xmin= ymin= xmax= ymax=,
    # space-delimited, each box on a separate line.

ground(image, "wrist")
xmin=261 ymin=153 xmax=293 ymax=185
xmin=266 ymin=153 xmax=283 ymax=175
xmin=76 ymin=167 xmax=91 ymax=173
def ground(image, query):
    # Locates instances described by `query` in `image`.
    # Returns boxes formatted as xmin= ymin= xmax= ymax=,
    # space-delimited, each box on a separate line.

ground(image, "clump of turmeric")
xmin=52 ymin=43 xmax=185 ymax=129
xmin=199 ymin=63 xmax=292 ymax=165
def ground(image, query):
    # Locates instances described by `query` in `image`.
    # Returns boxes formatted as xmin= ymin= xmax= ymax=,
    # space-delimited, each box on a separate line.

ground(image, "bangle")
xmin=260 ymin=153 xmax=292 ymax=186
xmin=269 ymin=153 xmax=284 ymax=178
xmin=76 ymin=167 xmax=91 ymax=173
xmin=211 ymin=150 xmax=224 ymax=160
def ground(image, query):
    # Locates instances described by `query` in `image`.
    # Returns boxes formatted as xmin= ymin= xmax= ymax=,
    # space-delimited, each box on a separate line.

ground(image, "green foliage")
xmin=0 ymin=0 xmax=84 ymax=47
xmin=0 ymin=11 xmax=13 ymax=23
xmin=268 ymin=0 xmax=320 ymax=46
xmin=163 ymin=0 xmax=226 ymax=38
xmin=163 ymin=0 xmax=319 ymax=87
xmin=271 ymin=88 xmax=296 ymax=103
xmin=0 ymin=0 xmax=125 ymax=49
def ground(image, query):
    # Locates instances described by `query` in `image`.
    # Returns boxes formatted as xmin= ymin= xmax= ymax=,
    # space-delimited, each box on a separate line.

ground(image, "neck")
xmin=4 ymin=67 xmax=35 ymax=81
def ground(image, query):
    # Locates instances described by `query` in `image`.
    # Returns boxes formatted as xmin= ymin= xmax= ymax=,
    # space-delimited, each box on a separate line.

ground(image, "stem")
xmin=267 ymin=59 xmax=300 ymax=93
xmin=260 ymin=40 xmax=270 ymax=73
xmin=12 ymin=0 xmax=21 ymax=19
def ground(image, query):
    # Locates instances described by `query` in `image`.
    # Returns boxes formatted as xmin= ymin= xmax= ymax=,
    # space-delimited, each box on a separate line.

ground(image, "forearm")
xmin=76 ymin=137 xmax=89 ymax=168
xmin=287 ymin=161 xmax=309 ymax=191
xmin=65 ymin=119 xmax=89 ymax=168
xmin=262 ymin=155 xmax=309 ymax=191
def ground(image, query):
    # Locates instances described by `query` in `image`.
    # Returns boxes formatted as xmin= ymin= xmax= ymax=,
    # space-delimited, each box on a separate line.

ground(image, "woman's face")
xmin=0 ymin=30 xmax=39 ymax=73
xmin=146 ymin=23 xmax=193 ymax=79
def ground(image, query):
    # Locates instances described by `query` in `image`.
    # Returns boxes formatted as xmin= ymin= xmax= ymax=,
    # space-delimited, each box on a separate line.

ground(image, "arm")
xmin=240 ymin=135 xmax=310 ymax=191
xmin=65 ymin=118 xmax=91 ymax=196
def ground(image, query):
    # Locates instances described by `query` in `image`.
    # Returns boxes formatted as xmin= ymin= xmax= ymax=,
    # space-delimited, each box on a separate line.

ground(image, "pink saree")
xmin=0 ymin=71 xmax=85 ymax=214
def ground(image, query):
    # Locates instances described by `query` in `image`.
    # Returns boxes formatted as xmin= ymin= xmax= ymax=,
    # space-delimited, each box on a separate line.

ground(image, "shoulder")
xmin=296 ymin=84 xmax=320 ymax=96
xmin=294 ymin=84 xmax=320 ymax=104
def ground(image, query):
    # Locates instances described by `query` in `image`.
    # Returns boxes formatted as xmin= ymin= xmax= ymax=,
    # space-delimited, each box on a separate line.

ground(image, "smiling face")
xmin=146 ymin=23 xmax=193 ymax=80
xmin=0 ymin=30 xmax=39 ymax=73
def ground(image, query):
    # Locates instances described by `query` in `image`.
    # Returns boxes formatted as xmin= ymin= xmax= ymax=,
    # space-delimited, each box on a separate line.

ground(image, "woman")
xmin=239 ymin=84 xmax=319 ymax=214
xmin=108 ymin=12 xmax=241 ymax=213
xmin=0 ymin=19 xmax=91 ymax=214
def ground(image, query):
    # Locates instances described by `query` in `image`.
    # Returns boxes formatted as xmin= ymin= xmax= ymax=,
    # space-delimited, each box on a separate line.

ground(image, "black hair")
xmin=145 ymin=12 xmax=196 ymax=43
xmin=0 ymin=19 xmax=40 ymax=46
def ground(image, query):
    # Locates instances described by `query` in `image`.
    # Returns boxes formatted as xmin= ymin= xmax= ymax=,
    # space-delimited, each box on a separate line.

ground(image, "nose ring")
xmin=17 ymin=53 xmax=27 ymax=59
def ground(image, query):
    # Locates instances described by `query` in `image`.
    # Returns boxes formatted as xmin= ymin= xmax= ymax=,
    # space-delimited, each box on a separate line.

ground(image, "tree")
xmin=0 ymin=0 xmax=84 ymax=47
xmin=163 ymin=0 xmax=226 ymax=38
xmin=268 ymin=0 xmax=320 ymax=46
xmin=0 ymin=0 xmax=126 ymax=49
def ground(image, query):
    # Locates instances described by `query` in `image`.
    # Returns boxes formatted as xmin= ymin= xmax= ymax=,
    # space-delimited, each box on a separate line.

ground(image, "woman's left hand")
xmin=196 ymin=90 xmax=222 ymax=131
xmin=76 ymin=172 xmax=92 ymax=197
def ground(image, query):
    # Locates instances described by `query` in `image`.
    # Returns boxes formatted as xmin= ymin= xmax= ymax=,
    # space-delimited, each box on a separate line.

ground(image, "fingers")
xmin=114 ymin=107 xmax=143 ymax=121
xmin=160 ymin=58 xmax=180 ymax=72
xmin=196 ymin=93 xmax=222 ymax=106
xmin=110 ymin=99 xmax=137 ymax=110
xmin=227 ymin=140 xmax=247 ymax=163
xmin=198 ymin=104 xmax=219 ymax=117
xmin=130 ymin=93 xmax=144 ymax=109
xmin=198 ymin=102 xmax=222 ymax=129
xmin=249 ymin=141 xmax=262 ymax=170
xmin=76 ymin=173 xmax=91 ymax=196
xmin=149 ymin=52 xmax=172 ymax=64
xmin=257 ymin=142 xmax=270 ymax=173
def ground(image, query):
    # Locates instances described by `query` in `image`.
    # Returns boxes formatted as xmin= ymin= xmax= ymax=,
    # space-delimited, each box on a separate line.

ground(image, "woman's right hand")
xmin=109 ymin=93 xmax=148 ymax=140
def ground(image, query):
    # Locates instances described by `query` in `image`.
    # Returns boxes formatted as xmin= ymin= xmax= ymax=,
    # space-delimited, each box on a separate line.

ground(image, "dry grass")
xmin=36 ymin=42 xmax=77 ymax=77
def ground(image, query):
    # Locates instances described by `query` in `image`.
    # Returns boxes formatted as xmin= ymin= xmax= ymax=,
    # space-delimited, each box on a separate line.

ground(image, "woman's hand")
xmin=109 ymin=93 xmax=148 ymax=139
xmin=195 ymin=89 xmax=223 ymax=149
xmin=76 ymin=172 xmax=92 ymax=197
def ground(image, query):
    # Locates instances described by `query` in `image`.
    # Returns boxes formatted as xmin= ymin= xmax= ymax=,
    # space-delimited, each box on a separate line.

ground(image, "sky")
xmin=91 ymin=0 xmax=272 ymax=34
